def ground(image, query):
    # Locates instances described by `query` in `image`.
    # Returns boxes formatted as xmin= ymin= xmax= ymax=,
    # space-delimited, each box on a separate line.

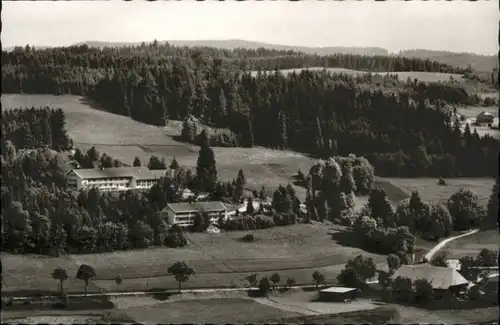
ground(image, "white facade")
xmin=66 ymin=168 xmax=167 ymax=192
xmin=162 ymin=202 xmax=228 ymax=227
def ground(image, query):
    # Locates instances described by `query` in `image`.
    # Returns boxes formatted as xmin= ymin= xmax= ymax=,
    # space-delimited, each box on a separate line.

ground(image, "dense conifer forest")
xmin=2 ymin=44 xmax=499 ymax=180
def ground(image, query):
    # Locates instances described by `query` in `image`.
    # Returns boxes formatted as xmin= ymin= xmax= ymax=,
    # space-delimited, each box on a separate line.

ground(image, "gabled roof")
xmin=391 ymin=264 xmax=469 ymax=290
xmin=165 ymin=201 xmax=227 ymax=214
xmin=70 ymin=167 xmax=168 ymax=180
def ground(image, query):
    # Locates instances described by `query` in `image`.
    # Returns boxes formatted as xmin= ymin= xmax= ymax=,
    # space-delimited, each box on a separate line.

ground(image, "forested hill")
xmin=6 ymin=39 xmax=496 ymax=71
xmin=397 ymin=49 xmax=497 ymax=73
xmin=2 ymin=44 xmax=499 ymax=178
xmin=78 ymin=40 xmax=390 ymax=56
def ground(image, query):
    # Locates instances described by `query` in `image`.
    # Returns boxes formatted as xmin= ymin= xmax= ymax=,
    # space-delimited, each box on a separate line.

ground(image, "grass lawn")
xmin=442 ymin=229 xmax=499 ymax=259
xmin=2 ymin=224 xmax=386 ymax=296
xmin=123 ymin=297 xmax=300 ymax=324
xmin=1 ymin=94 xmax=315 ymax=198
xmin=263 ymin=306 xmax=400 ymax=325
xmin=394 ymin=305 xmax=500 ymax=324
xmin=380 ymin=177 xmax=494 ymax=206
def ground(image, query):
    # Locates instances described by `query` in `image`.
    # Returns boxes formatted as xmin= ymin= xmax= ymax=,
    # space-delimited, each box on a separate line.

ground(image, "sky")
xmin=2 ymin=1 xmax=498 ymax=55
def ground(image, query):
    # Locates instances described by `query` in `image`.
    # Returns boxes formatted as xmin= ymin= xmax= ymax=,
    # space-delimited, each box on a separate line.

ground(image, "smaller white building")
xmin=161 ymin=201 xmax=228 ymax=227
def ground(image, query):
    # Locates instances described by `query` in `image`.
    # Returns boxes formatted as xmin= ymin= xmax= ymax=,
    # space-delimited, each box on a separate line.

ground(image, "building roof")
xmin=70 ymin=167 xmax=168 ymax=180
xmin=165 ymin=201 xmax=227 ymax=214
xmin=320 ymin=287 xmax=357 ymax=293
xmin=391 ymin=264 xmax=469 ymax=290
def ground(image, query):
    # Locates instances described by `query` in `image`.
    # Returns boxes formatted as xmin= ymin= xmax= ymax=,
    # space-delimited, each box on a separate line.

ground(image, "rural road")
xmin=9 ymin=284 xmax=325 ymax=301
xmin=423 ymin=229 xmax=479 ymax=261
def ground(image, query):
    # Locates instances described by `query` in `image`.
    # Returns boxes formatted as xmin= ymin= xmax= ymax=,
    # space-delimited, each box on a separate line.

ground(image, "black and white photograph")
xmin=1 ymin=1 xmax=499 ymax=324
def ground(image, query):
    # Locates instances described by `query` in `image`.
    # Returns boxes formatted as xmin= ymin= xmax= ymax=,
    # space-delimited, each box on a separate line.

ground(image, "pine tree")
xmin=196 ymin=142 xmax=218 ymax=192
xmin=234 ymin=169 xmax=246 ymax=201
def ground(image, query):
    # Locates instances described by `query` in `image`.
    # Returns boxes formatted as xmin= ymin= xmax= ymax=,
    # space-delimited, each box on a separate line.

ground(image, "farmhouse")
xmin=318 ymin=287 xmax=359 ymax=302
xmin=475 ymin=111 xmax=494 ymax=126
xmin=161 ymin=201 xmax=228 ymax=227
xmin=391 ymin=264 xmax=469 ymax=294
xmin=67 ymin=167 xmax=169 ymax=192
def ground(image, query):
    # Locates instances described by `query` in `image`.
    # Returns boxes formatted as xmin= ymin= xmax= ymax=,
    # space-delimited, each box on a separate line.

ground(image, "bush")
xmin=242 ymin=234 xmax=255 ymax=242
xmin=437 ymin=177 xmax=446 ymax=185
xmin=413 ymin=279 xmax=434 ymax=303
xmin=467 ymin=286 xmax=482 ymax=301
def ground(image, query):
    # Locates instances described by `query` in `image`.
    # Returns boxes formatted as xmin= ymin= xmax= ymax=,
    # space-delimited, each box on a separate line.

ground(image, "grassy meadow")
xmin=381 ymin=177 xmax=495 ymax=206
xmin=249 ymin=67 xmax=466 ymax=83
xmin=442 ymin=229 xmax=499 ymax=259
xmin=1 ymin=223 xmax=386 ymax=295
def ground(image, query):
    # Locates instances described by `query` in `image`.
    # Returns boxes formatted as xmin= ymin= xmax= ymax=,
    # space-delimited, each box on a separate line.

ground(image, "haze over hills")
xmin=4 ymin=39 xmax=497 ymax=71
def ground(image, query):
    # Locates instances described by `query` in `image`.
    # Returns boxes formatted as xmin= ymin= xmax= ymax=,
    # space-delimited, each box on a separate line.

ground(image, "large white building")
xmin=67 ymin=167 xmax=169 ymax=192
xmin=161 ymin=201 xmax=228 ymax=227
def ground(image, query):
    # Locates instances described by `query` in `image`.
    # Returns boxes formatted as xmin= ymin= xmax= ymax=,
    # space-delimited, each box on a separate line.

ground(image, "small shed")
xmin=476 ymin=111 xmax=494 ymax=125
xmin=318 ymin=287 xmax=359 ymax=302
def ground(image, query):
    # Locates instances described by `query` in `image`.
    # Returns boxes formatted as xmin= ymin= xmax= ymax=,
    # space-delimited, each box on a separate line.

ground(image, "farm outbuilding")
xmin=318 ymin=287 xmax=359 ymax=302
xmin=476 ymin=111 xmax=495 ymax=125
xmin=391 ymin=264 xmax=469 ymax=296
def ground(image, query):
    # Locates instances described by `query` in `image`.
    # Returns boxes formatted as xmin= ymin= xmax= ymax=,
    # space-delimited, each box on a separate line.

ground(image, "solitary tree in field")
xmin=168 ymin=261 xmax=195 ymax=293
xmin=115 ymin=273 xmax=123 ymax=285
xmin=133 ymin=156 xmax=141 ymax=167
xmin=245 ymin=273 xmax=258 ymax=287
xmin=51 ymin=267 xmax=68 ymax=294
xmin=286 ymin=277 xmax=296 ymax=291
xmin=76 ymin=264 xmax=96 ymax=296
xmin=246 ymin=197 xmax=255 ymax=214
xmin=270 ymin=273 xmax=281 ymax=290
xmin=312 ymin=271 xmax=325 ymax=289
xmin=258 ymin=277 xmax=271 ymax=297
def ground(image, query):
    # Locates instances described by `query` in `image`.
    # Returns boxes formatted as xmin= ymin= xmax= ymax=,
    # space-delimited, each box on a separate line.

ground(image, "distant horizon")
xmin=4 ymin=38 xmax=497 ymax=57
xmin=2 ymin=1 xmax=497 ymax=55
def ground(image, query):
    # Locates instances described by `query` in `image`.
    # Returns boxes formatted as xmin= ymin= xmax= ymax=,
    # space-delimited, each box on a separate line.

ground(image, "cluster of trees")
xmin=303 ymin=155 xmax=374 ymax=224
xmin=351 ymin=184 xmax=492 ymax=258
xmin=219 ymin=215 xmax=275 ymax=231
xmin=2 ymin=107 xmax=73 ymax=151
xmin=48 ymin=260 xmax=197 ymax=297
xmin=72 ymin=146 xmax=124 ymax=169
xmin=246 ymin=270 xmax=325 ymax=297
xmin=1 ymin=130 xmax=193 ymax=255
xmin=4 ymin=46 xmax=498 ymax=178
xmin=396 ymin=188 xmax=485 ymax=234
xmin=337 ymin=255 xmax=377 ymax=289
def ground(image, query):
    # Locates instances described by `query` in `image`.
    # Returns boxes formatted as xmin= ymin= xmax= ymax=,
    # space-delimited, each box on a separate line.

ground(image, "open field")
xmin=1 ymin=94 xmax=315 ymax=199
xmin=380 ymin=177 xmax=495 ymax=206
xmin=249 ymin=67 xmax=465 ymax=83
xmin=256 ymin=290 xmax=381 ymax=316
xmin=2 ymin=224 xmax=386 ymax=296
xmin=443 ymin=230 xmax=499 ymax=259
xmin=124 ymin=297 xmax=300 ymax=324
xmin=394 ymin=305 xmax=500 ymax=324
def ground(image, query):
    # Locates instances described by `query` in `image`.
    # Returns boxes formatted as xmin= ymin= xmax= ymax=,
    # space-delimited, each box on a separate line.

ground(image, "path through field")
xmin=424 ymin=229 xmax=480 ymax=261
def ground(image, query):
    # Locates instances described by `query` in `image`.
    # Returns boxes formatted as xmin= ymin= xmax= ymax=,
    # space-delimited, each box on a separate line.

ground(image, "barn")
xmin=476 ymin=111 xmax=495 ymax=126
xmin=318 ymin=287 xmax=359 ymax=302
xmin=391 ymin=264 xmax=469 ymax=296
